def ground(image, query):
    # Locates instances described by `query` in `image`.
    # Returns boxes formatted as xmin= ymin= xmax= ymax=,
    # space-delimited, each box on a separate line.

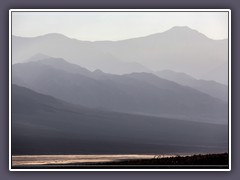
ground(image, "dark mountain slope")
xmin=12 ymin=59 xmax=228 ymax=124
xmin=156 ymin=70 xmax=228 ymax=102
xmin=12 ymin=85 xmax=228 ymax=155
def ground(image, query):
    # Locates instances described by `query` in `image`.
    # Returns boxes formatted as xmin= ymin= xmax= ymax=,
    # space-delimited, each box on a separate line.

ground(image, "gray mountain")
xmin=95 ymin=26 xmax=228 ymax=80
xmin=12 ymin=84 xmax=228 ymax=155
xmin=32 ymin=56 xmax=94 ymax=77
xmin=202 ymin=62 xmax=228 ymax=85
xmin=12 ymin=26 xmax=228 ymax=83
xmin=12 ymin=58 xmax=228 ymax=124
xmin=23 ymin=53 xmax=50 ymax=62
xmin=156 ymin=70 xmax=228 ymax=102
xmin=12 ymin=34 xmax=151 ymax=75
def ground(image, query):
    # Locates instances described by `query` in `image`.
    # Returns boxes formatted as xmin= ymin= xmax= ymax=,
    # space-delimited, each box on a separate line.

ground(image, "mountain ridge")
xmin=12 ymin=84 xmax=228 ymax=155
xmin=156 ymin=69 xmax=228 ymax=102
xmin=13 ymin=26 xmax=228 ymax=42
xmin=12 ymin=57 xmax=228 ymax=124
xmin=12 ymin=26 xmax=228 ymax=84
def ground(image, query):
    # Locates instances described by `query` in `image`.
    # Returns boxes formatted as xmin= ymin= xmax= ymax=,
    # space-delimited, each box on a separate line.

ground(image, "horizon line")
xmin=12 ymin=25 xmax=228 ymax=42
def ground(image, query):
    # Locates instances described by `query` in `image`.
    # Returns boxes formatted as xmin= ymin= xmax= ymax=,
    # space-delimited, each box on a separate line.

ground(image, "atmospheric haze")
xmin=11 ymin=11 xmax=229 ymax=164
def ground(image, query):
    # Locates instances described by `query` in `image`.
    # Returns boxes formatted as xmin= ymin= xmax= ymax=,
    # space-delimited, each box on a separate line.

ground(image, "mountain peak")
xmin=93 ymin=69 xmax=105 ymax=74
xmin=166 ymin=26 xmax=209 ymax=39
xmin=43 ymin=33 xmax=66 ymax=37
xmin=158 ymin=69 xmax=195 ymax=80
xmin=26 ymin=53 xmax=50 ymax=62
xmin=37 ymin=57 xmax=67 ymax=64
xmin=167 ymin=26 xmax=199 ymax=34
xmin=170 ymin=26 xmax=192 ymax=30
xmin=35 ymin=33 xmax=70 ymax=40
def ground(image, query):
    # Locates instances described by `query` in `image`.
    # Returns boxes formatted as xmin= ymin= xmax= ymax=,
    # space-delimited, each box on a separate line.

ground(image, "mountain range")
xmin=12 ymin=26 xmax=228 ymax=84
xmin=156 ymin=70 xmax=228 ymax=102
xmin=11 ymin=26 xmax=229 ymax=156
xmin=13 ymin=57 xmax=228 ymax=124
xmin=12 ymin=84 xmax=228 ymax=155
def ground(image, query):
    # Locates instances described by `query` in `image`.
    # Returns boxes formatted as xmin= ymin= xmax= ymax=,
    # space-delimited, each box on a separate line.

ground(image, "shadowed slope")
xmin=12 ymin=85 xmax=228 ymax=155
xmin=13 ymin=59 xmax=228 ymax=124
xmin=156 ymin=70 xmax=228 ymax=102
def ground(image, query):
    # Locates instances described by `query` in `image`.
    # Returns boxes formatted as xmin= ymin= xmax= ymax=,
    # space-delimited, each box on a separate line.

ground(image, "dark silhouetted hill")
xmin=12 ymin=85 xmax=228 ymax=155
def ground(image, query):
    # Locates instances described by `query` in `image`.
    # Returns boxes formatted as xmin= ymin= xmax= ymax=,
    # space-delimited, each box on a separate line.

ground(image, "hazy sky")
xmin=12 ymin=11 xmax=229 ymax=41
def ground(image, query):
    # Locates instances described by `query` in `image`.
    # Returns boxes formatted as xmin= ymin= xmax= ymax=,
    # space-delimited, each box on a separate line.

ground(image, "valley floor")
xmin=12 ymin=153 xmax=228 ymax=169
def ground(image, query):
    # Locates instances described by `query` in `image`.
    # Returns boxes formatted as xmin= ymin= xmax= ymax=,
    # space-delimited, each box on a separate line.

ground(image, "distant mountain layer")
xmin=12 ymin=84 xmax=228 ymax=155
xmin=13 ymin=57 xmax=228 ymax=124
xmin=12 ymin=26 xmax=228 ymax=84
xmin=156 ymin=70 xmax=228 ymax=102
xmin=202 ymin=62 xmax=228 ymax=85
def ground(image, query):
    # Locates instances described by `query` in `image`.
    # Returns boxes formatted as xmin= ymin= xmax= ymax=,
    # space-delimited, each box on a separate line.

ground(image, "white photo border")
xmin=9 ymin=9 xmax=231 ymax=172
